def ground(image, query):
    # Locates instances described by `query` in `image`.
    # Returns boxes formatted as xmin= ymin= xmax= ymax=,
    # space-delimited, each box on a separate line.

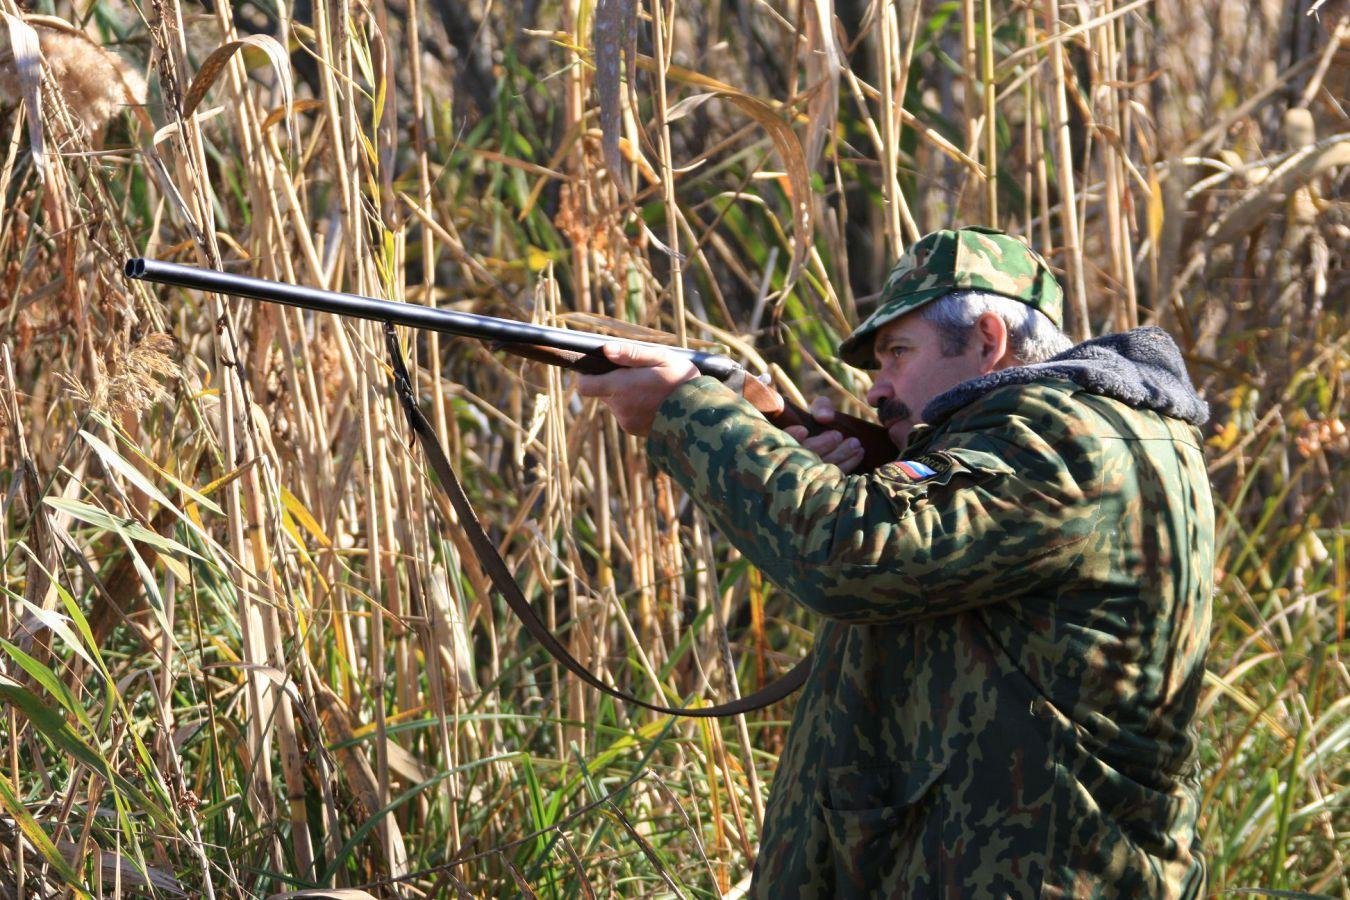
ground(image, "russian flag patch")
xmin=895 ymin=459 xmax=938 ymax=480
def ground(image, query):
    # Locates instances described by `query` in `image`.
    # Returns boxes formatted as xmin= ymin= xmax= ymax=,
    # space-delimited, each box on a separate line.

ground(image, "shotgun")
xmin=124 ymin=258 xmax=897 ymax=470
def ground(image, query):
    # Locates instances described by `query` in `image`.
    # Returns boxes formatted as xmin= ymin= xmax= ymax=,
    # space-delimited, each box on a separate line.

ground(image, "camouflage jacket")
xmin=646 ymin=327 xmax=1213 ymax=899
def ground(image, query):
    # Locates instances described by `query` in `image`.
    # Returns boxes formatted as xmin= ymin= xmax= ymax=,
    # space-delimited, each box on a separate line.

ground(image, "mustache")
xmin=876 ymin=399 xmax=912 ymax=425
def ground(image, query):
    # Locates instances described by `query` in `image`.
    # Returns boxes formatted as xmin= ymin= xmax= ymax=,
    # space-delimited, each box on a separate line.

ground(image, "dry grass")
xmin=0 ymin=0 xmax=1345 ymax=896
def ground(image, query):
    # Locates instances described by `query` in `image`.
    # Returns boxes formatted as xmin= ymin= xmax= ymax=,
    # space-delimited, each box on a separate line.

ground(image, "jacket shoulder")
xmin=942 ymin=376 xmax=1201 ymax=446
xmin=929 ymin=378 xmax=1203 ymax=506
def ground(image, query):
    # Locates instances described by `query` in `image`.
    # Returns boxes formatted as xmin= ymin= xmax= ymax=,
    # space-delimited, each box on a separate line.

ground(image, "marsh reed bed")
xmin=0 ymin=0 xmax=1344 ymax=895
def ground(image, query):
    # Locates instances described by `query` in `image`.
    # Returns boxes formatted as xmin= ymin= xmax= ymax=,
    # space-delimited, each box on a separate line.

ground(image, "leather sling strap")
xmin=383 ymin=324 xmax=809 ymax=717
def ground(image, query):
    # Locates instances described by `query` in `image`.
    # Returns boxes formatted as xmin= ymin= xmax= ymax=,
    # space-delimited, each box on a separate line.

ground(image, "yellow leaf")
xmin=197 ymin=457 xmax=261 ymax=497
xmin=1147 ymin=168 xmax=1164 ymax=251
xmin=156 ymin=551 xmax=191 ymax=583
xmin=281 ymin=488 xmax=332 ymax=548
xmin=280 ymin=508 xmax=304 ymax=550
xmin=525 ymin=246 xmax=557 ymax=272
xmin=1207 ymin=420 xmax=1239 ymax=451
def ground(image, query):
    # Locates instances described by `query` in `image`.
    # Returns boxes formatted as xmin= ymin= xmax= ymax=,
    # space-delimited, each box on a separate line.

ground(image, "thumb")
xmin=602 ymin=341 xmax=676 ymax=369
xmin=809 ymin=396 xmax=837 ymax=424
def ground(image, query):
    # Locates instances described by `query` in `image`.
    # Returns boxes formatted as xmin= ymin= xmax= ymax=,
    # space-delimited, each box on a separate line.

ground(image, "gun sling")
xmin=383 ymin=324 xmax=809 ymax=717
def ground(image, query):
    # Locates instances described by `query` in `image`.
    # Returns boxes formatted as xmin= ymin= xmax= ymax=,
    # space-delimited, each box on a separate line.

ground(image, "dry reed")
xmin=0 ymin=0 xmax=1344 ymax=896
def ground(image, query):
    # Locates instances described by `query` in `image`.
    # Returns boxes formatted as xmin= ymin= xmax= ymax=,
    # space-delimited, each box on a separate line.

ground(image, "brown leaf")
xmin=181 ymin=35 xmax=296 ymax=153
xmin=666 ymin=87 xmax=814 ymax=291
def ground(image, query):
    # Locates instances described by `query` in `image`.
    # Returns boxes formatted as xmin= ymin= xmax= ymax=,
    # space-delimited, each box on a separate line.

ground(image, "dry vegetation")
xmin=0 ymin=0 xmax=1345 ymax=896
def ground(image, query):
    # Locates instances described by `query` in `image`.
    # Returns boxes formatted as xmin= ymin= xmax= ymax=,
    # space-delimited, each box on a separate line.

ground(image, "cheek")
xmin=898 ymin=361 xmax=938 ymax=399
xmin=914 ymin=370 xmax=950 ymax=400
xmin=903 ymin=356 xmax=966 ymax=409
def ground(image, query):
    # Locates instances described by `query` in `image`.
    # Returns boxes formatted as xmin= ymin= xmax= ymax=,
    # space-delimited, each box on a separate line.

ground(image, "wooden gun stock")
xmin=738 ymin=376 xmax=898 ymax=473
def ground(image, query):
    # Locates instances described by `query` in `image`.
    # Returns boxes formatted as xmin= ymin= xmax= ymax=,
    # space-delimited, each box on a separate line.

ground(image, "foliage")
xmin=0 ymin=0 xmax=1344 ymax=896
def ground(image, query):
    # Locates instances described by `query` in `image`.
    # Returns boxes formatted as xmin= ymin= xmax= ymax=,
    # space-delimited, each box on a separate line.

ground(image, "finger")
xmin=783 ymin=425 xmax=809 ymax=441
xmin=800 ymin=430 xmax=844 ymax=455
xmin=832 ymin=442 xmax=866 ymax=475
xmin=602 ymin=341 xmax=675 ymax=369
xmin=821 ymin=436 xmax=863 ymax=466
xmin=808 ymin=396 xmax=837 ymax=425
xmin=575 ymin=366 xmax=646 ymax=398
xmin=575 ymin=372 xmax=615 ymax=398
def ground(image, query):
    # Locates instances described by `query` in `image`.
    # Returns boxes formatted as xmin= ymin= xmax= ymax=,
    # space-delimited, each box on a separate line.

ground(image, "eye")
xmin=873 ymin=345 xmax=907 ymax=367
xmin=882 ymin=344 xmax=910 ymax=359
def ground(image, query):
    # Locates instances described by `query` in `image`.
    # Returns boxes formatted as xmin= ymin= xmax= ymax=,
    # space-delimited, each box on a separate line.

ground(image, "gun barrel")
xmin=125 ymin=258 xmax=743 ymax=380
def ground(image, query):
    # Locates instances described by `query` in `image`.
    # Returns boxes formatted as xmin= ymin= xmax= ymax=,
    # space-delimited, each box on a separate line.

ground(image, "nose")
xmin=865 ymin=378 xmax=891 ymax=410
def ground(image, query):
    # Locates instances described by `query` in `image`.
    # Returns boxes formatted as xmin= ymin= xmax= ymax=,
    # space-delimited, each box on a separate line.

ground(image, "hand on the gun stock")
xmin=783 ymin=397 xmax=867 ymax=474
xmin=575 ymin=343 xmax=699 ymax=437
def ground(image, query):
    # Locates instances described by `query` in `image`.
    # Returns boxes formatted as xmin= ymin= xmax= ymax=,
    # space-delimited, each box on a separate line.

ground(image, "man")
xmin=578 ymin=226 xmax=1213 ymax=898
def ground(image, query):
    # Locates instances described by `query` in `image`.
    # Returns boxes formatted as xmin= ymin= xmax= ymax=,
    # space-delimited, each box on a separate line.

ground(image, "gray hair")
xmin=920 ymin=290 xmax=1073 ymax=363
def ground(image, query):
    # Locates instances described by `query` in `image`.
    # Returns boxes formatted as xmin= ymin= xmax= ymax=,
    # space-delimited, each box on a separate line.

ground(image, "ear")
xmin=973 ymin=312 xmax=1011 ymax=374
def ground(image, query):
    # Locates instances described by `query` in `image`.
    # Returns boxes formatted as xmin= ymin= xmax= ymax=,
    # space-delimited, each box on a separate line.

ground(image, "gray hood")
xmin=924 ymin=326 xmax=1209 ymax=427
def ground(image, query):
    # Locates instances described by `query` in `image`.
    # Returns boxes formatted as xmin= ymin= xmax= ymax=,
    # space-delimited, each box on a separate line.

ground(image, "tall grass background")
xmin=0 ymin=0 xmax=1344 ymax=896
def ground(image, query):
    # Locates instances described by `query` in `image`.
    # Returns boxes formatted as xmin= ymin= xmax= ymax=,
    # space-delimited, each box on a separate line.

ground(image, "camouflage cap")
xmin=837 ymin=226 xmax=1063 ymax=368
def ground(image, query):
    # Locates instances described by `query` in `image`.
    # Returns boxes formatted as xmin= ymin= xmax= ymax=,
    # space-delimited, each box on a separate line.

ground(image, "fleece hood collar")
xmin=923 ymin=326 xmax=1209 ymax=427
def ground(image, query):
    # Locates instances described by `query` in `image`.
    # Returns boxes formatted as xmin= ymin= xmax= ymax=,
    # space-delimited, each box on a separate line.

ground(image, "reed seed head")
xmin=0 ymin=25 xmax=146 ymax=134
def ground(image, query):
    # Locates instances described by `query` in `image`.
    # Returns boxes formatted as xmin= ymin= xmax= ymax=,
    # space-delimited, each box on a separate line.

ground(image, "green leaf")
xmin=43 ymin=497 xmax=202 ymax=561
xmin=0 ymin=637 xmax=93 ymax=731
xmin=4 ymin=575 xmax=96 ymax=672
xmin=81 ymin=429 xmax=181 ymax=518
xmin=85 ymin=420 xmax=224 ymax=515
xmin=0 ymin=681 xmax=164 ymax=824
xmin=0 ymin=680 xmax=113 ymax=785
xmin=0 ymin=773 xmax=92 ymax=896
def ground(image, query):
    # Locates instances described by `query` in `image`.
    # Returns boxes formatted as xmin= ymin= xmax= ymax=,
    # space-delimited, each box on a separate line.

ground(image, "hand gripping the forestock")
xmin=125 ymin=259 xmax=893 ymax=715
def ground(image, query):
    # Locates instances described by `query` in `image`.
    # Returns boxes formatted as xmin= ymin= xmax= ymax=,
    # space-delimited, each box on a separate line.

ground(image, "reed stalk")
xmin=0 ymin=1 xmax=1342 ymax=895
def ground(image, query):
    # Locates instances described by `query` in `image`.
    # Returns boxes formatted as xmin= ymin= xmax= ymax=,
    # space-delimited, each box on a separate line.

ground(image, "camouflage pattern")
xmin=838 ymin=226 xmax=1064 ymax=368
xmin=646 ymin=350 xmax=1213 ymax=898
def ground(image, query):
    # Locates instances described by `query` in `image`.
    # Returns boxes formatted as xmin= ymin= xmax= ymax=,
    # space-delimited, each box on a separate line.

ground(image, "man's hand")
xmin=783 ymin=397 xmax=866 ymax=473
xmin=575 ymin=343 xmax=700 ymax=436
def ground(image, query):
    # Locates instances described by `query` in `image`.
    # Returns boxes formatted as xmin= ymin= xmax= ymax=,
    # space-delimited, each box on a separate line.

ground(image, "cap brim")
xmin=836 ymin=288 xmax=949 ymax=368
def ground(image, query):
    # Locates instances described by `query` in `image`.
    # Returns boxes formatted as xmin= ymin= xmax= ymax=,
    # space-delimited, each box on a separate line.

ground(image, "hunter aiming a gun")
xmin=577 ymin=226 xmax=1214 ymax=898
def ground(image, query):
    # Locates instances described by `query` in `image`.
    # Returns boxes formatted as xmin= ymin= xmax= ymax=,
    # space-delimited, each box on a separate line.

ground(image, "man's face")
xmin=865 ymin=312 xmax=987 ymax=448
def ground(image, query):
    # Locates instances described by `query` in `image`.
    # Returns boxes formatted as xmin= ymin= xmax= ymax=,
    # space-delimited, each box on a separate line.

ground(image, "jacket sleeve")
xmin=645 ymin=376 xmax=1095 ymax=625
